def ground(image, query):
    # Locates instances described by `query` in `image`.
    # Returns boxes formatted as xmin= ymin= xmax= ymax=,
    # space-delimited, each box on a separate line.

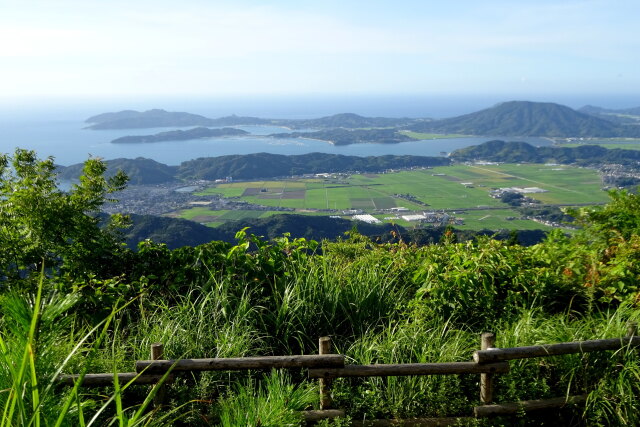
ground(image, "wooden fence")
xmin=58 ymin=323 xmax=639 ymax=425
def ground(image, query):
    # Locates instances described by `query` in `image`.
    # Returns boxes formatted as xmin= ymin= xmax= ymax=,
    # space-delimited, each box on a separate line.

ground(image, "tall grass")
xmin=0 ymin=276 xmax=184 ymax=426
xmin=215 ymin=371 xmax=316 ymax=427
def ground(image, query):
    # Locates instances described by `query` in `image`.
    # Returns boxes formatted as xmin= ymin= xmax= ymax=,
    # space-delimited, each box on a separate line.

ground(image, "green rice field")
xmin=176 ymin=163 xmax=609 ymax=230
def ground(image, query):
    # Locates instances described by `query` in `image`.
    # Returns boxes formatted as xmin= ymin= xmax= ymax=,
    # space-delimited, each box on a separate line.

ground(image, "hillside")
xmin=408 ymin=101 xmax=635 ymax=137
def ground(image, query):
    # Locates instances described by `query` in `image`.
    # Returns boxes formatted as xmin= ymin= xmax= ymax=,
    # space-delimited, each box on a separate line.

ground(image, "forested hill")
xmin=57 ymin=157 xmax=179 ymax=185
xmin=407 ymin=101 xmax=640 ymax=137
xmin=176 ymin=152 xmax=450 ymax=180
xmin=451 ymin=140 xmax=640 ymax=165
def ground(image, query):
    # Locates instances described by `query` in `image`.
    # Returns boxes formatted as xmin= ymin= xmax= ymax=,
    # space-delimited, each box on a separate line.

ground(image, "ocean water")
xmin=0 ymin=94 xmax=636 ymax=166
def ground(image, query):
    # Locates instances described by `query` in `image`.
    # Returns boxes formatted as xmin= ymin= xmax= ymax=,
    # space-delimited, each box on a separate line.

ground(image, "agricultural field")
xmin=177 ymin=164 xmax=609 ymax=230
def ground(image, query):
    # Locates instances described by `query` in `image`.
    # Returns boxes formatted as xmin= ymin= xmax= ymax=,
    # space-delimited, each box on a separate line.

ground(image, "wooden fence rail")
xmin=135 ymin=354 xmax=345 ymax=373
xmin=57 ymin=324 xmax=638 ymax=423
xmin=473 ymin=336 xmax=640 ymax=364
xmin=308 ymin=361 xmax=509 ymax=379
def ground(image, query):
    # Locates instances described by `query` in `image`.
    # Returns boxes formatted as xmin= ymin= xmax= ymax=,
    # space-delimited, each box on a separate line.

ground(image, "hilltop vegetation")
xmin=2 ymin=149 xmax=640 ymax=425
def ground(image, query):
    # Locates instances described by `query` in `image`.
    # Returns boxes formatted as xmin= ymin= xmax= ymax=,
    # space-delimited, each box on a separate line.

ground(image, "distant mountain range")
xmin=88 ymin=101 xmax=640 ymax=139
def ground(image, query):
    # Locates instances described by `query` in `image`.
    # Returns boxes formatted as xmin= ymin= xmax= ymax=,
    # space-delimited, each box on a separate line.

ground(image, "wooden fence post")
xmin=150 ymin=343 xmax=166 ymax=407
xmin=319 ymin=336 xmax=333 ymax=410
xmin=480 ymin=332 xmax=496 ymax=404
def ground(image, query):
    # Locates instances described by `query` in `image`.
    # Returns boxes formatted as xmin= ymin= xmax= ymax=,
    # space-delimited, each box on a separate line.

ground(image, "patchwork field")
xmin=177 ymin=164 xmax=609 ymax=231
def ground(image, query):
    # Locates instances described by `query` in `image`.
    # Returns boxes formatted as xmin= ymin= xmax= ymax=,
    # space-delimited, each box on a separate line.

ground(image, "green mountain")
xmin=408 ymin=101 xmax=635 ymax=137
xmin=57 ymin=157 xmax=178 ymax=185
xmin=111 ymin=127 xmax=248 ymax=143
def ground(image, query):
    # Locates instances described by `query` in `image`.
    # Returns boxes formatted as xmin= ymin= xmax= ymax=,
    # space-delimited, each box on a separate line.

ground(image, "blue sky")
xmin=1 ymin=0 xmax=639 ymax=99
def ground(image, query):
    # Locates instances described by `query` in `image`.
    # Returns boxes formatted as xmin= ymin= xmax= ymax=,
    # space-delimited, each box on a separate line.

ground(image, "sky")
xmin=1 ymin=0 xmax=639 ymax=100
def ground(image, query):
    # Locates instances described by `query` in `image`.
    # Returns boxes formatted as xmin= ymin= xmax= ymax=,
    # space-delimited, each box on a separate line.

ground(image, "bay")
xmin=0 ymin=117 xmax=553 ymax=166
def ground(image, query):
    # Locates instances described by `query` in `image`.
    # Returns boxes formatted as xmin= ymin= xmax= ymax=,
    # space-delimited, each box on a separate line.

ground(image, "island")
xmin=111 ymin=127 xmax=249 ymax=144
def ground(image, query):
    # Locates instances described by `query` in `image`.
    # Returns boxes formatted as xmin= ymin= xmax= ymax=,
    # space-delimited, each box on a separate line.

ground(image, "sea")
xmin=1 ymin=94 xmax=638 ymax=166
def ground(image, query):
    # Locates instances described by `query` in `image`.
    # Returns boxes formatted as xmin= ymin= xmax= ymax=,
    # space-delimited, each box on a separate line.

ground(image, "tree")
xmin=0 ymin=149 xmax=129 ymax=280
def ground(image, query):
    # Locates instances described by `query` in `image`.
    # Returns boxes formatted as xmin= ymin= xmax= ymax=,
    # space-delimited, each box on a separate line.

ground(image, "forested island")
xmin=111 ymin=127 xmax=248 ymax=143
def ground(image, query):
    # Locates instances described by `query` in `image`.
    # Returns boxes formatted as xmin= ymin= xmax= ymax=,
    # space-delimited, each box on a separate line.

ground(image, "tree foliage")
xmin=0 ymin=149 xmax=129 ymax=280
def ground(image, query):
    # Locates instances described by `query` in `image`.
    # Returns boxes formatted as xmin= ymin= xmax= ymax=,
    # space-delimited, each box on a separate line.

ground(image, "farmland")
xmin=176 ymin=164 xmax=609 ymax=230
